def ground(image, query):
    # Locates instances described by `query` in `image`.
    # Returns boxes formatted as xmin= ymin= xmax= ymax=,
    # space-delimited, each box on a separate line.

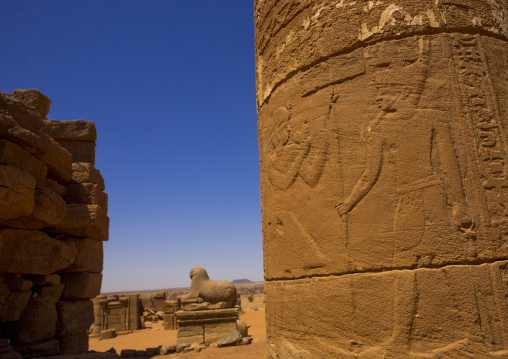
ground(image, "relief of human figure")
xmin=267 ymin=108 xmax=329 ymax=191
xmin=334 ymin=60 xmax=474 ymax=353
xmin=265 ymin=107 xmax=333 ymax=274
xmin=335 ymin=60 xmax=473 ymax=253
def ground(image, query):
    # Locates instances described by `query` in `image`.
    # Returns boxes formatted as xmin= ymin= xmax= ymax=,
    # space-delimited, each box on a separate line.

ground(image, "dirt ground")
xmin=89 ymin=305 xmax=267 ymax=359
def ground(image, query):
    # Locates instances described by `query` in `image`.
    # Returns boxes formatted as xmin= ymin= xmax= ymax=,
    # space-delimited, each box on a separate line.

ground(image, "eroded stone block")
xmin=16 ymin=295 xmax=57 ymax=345
xmin=0 ymin=229 xmax=77 ymax=274
xmin=59 ymin=330 xmax=88 ymax=355
xmin=44 ymin=119 xmax=97 ymax=142
xmin=56 ymin=300 xmax=94 ymax=336
xmin=0 ymin=186 xmax=66 ymax=229
xmin=60 ymin=238 xmax=103 ymax=273
xmin=0 ymin=290 xmax=31 ymax=322
xmin=68 ymin=162 xmax=105 ymax=190
xmin=47 ymin=204 xmax=109 ymax=241
xmin=0 ymin=139 xmax=47 ymax=184
xmin=60 ymin=272 xmax=102 ymax=300
xmin=0 ymin=166 xmax=35 ymax=221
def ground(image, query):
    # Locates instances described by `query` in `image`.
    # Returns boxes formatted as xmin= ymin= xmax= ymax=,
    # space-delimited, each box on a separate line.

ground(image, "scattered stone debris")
xmin=217 ymin=330 xmax=242 ymax=348
xmin=99 ymin=330 xmax=116 ymax=340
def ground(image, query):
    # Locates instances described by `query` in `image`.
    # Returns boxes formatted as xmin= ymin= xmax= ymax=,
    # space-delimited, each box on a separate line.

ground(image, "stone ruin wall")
xmin=0 ymin=90 xmax=109 ymax=356
xmin=256 ymin=0 xmax=508 ymax=357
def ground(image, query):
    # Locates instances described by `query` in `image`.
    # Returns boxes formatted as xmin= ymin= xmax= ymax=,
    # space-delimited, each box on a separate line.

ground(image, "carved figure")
xmin=336 ymin=60 xmax=473 ymax=250
xmin=267 ymin=107 xmax=329 ymax=190
xmin=178 ymin=267 xmax=237 ymax=310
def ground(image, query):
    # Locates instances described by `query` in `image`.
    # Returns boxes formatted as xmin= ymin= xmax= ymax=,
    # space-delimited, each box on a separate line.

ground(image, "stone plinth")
xmin=256 ymin=0 xmax=508 ymax=357
xmin=176 ymin=308 xmax=239 ymax=344
xmin=163 ymin=300 xmax=178 ymax=331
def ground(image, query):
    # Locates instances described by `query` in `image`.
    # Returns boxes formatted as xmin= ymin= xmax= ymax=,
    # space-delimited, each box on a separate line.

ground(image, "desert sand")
xmin=89 ymin=309 xmax=266 ymax=359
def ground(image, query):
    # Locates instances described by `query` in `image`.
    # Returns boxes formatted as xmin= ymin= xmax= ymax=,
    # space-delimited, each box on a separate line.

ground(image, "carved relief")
xmin=336 ymin=56 xmax=474 ymax=258
xmin=449 ymin=34 xmax=508 ymax=229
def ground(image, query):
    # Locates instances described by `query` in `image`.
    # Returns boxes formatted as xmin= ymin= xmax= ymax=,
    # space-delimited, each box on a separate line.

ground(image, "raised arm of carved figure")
xmin=433 ymin=120 xmax=473 ymax=231
xmin=267 ymin=140 xmax=311 ymax=190
xmin=299 ymin=131 xmax=332 ymax=188
xmin=336 ymin=130 xmax=383 ymax=216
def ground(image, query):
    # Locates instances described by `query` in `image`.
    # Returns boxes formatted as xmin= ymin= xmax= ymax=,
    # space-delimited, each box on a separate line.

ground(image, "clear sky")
xmin=1 ymin=1 xmax=262 ymax=292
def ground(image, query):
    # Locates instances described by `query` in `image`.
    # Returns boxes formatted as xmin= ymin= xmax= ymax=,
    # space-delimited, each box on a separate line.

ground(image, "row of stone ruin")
xmin=92 ymin=290 xmax=249 ymax=340
xmin=90 ymin=293 xmax=179 ymax=338
xmin=0 ymin=90 xmax=109 ymax=358
xmin=113 ymin=334 xmax=253 ymax=357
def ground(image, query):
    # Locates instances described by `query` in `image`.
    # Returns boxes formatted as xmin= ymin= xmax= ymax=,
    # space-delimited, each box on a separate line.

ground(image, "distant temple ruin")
xmin=0 ymin=89 xmax=109 ymax=356
xmin=256 ymin=0 xmax=508 ymax=357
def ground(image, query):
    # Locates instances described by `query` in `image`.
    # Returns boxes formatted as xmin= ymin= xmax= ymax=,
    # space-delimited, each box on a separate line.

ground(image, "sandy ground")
xmin=89 ymin=308 xmax=267 ymax=359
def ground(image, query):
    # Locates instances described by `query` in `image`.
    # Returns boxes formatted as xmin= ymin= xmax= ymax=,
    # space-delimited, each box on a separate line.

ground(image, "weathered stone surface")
xmin=44 ymin=178 xmax=67 ymax=198
xmin=1 ymin=290 xmax=31 ymax=322
xmin=99 ymin=329 xmax=116 ymax=340
xmin=204 ymin=322 xmax=238 ymax=344
xmin=176 ymin=324 xmax=203 ymax=345
xmin=0 ymin=166 xmax=35 ymax=221
xmin=0 ymin=186 xmax=66 ymax=229
xmin=255 ymin=0 xmax=508 ymax=107
xmin=68 ymin=163 xmax=105 ymax=191
xmin=6 ymin=275 xmax=33 ymax=291
xmin=57 ymin=141 xmax=95 ymax=165
xmin=0 ymin=92 xmax=46 ymax=156
xmin=60 ymin=238 xmax=103 ymax=273
xmin=32 ymin=274 xmax=61 ymax=286
xmin=0 ymin=352 xmax=22 ymax=359
xmin=11 ymin=89 xmax=51 ymax=117
xmin=0 ymin=229 xmax=77 ymax=274
xmin=266 ymin=261 xmax=508 ymax=358
xmin=47 ymin=204 xmax=109 ymax=241
xmin=60 ymin=272 xmax=102 ymax=300
xmin=257 ymin=1 xmax=508 ymax=357
xmin=17 ymin=295 xmax=57 ymax=345
xmin=64 ymin=184 xmax=108 ymax=211
xmin=13 ymin=339 xmax=59 ymax=357
xmin=36 ymin=284 xmax=65 ymax=303
xmin=40 ymin=135 xmax=72 ymax=183
xmin=56 ymin=301 xmax=94 ymax=337
xmin=216 ymin=330 xmax=242 ymax=348
xmin=176 ymin=309 xmax=239 ymax=345
xmin=44 ymin=120 xmax=97 ymax=142
xmin=59 ymin=331 xmax=88 ymax=355
xmin=236 ymin=320 xmax=248 ymax=337
xmin=120 ymin=350 xmax=135 ymax=358
xmin=0 ymin=139 xmax=47 ymax=184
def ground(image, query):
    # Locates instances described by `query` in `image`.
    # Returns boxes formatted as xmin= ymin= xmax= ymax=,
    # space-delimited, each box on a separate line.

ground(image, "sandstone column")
xmin=255 ymin=1 xmax=508 ymax=357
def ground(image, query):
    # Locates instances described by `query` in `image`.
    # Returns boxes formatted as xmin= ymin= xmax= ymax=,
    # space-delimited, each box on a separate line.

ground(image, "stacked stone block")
xmin=162 ymin=300 xmax=178 ymax=331
xmin=0 ymin=89 xmax=108 ymax=357
xmin=175 ymin=308 xmax=239 ymax=344
xmin=140 ymin=292 xmax=166 ymax=312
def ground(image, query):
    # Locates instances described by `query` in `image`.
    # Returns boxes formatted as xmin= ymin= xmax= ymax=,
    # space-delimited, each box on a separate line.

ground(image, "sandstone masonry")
xmin=0 ymin=89 xmax=109 ymax=357
xmin=256 ymin=1 xmax=508 ymax=357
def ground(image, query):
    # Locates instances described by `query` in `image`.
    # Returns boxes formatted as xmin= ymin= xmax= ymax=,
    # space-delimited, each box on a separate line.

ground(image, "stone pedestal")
xmin=176 ymin=308 xmax=239 ymax=344
xmin=162 ymin=300 xmax=178 ymax=331
xmin=255 ymin=0 xmax=508 ymax=357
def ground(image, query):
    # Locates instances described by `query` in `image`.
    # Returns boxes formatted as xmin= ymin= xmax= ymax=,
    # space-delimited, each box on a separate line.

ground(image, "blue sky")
xmin=1 ymin=1 xmax=262 ymax=291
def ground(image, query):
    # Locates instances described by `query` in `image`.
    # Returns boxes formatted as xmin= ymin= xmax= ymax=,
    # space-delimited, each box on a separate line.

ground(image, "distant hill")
xmin=232 ymin=279 xmax=253 ymax=284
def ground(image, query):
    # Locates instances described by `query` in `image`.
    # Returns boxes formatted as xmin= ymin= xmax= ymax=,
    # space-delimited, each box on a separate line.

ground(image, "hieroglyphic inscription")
xmin=451 ymin=34 xmax=508 ymax=226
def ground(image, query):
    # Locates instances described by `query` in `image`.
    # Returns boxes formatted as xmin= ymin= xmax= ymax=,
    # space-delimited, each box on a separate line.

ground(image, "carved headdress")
xmin=372 ymin=60 xmax=430 ymax=95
